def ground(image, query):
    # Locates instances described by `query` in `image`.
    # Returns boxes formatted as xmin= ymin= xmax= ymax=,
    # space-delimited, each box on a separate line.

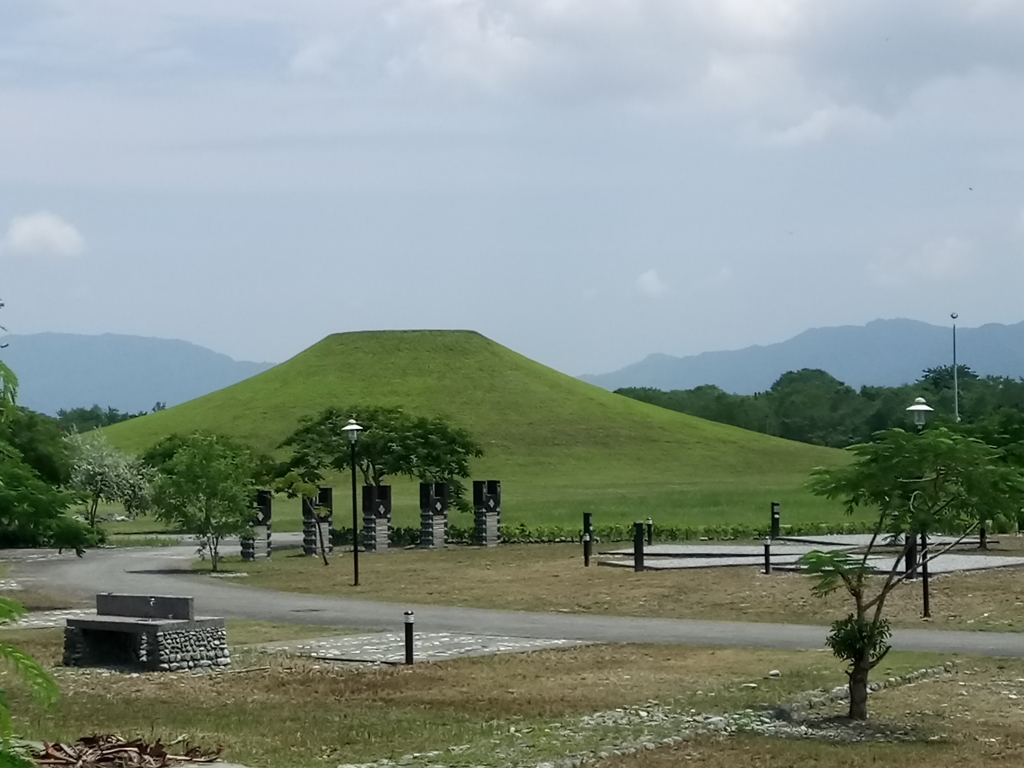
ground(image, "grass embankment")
xmin=211 ymin=544 xmax=1024 ymax=632
xmin=102 ymin=330 xmax=849 ymax=529
xmin=5 ymin=629 xmax=962 ymax=768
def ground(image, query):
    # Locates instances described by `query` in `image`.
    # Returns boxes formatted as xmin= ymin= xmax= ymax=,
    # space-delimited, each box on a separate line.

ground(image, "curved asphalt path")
xmin=12 ymin=544 xmax=1024 ymax=658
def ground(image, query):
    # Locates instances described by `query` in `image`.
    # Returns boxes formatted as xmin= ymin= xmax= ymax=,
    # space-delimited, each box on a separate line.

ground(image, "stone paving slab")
xmin=601 ymin=543 xmax=849 ymax=558
xmin=601 ymin=551 xmax=1024 ymax=574
xmin=599 ymin=555 xmax=804 ymax=570
xmin=0 ymin=609 xmax=95 ymax=629
xmin=778 ymin=533 xmax=986 ymax=548
xmin=262 ymin=632 xmax=586 ymax=663
xmin=856 ymin=554 xmax=1024 ymax=575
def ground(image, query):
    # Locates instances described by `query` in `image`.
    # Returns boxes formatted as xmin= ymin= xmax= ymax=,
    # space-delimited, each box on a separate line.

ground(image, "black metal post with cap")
xmin=582 ymin=512 xmax=593 ymax=567
xmin=404 ymin=611 xmax=415 ymax=665
xmin=633 ymin=522 xmax=645 ymax=572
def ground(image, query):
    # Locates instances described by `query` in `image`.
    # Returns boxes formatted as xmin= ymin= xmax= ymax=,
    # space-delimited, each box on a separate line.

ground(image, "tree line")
xmin=617 ymin=365 xmax=1024 ymax=449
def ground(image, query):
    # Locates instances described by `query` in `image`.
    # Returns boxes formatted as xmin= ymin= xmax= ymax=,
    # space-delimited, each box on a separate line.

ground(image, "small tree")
xmin=802 ymin=427 xmax=1024 ymax=719
xmin=151 ymin=433 xmax=256 ymax=572
xmin=66 ymin=432 xmax=150 ymax=527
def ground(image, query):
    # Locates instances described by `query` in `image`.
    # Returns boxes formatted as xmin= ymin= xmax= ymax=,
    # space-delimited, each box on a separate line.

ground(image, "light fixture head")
xmin=341 ymin=418 xmax=363 ymax=443
xmin=905 ymin=396 xmax=934 ymax=427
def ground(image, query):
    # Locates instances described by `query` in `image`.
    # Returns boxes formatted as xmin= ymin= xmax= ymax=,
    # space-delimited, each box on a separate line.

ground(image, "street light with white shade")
xmin=904 ymin=396 xmax=935 ymax=617
xmin=906 ymin=397 xmax=934 ymax=433
xmin=341 ymin=418 xmax=363 ymax=586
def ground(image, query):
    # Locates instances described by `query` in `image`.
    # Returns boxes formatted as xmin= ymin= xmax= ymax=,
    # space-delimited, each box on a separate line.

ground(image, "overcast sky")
xmin=2 ymin=1 xmax=1024 ymax=376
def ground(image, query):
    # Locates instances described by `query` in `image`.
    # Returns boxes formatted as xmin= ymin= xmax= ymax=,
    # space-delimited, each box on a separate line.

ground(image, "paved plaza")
xmin=262 ymin=632 xmax=586 ymax=663
xmin=599 ymin=534 xmax=1024 ymax=574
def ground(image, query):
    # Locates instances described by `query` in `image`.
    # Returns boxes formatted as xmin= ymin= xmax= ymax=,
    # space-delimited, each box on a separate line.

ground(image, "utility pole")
xmin=951 ymin=312 xmax=959 ymax=423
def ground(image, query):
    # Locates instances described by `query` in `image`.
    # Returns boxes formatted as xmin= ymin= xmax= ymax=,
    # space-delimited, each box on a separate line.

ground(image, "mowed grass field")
xmin=103 ymin=330 xmax=848 ymax=528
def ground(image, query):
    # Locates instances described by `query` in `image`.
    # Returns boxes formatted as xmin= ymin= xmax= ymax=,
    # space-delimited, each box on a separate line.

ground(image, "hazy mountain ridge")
xmin=581 ymin=319 xmax=1024 ymax=393
xmin=0 ymin=333 xmax=275 ymax=415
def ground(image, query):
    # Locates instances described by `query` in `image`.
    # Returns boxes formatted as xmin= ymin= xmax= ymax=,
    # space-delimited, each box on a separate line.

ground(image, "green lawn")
xmin=101 ymin=331 xmax=848 ymax=528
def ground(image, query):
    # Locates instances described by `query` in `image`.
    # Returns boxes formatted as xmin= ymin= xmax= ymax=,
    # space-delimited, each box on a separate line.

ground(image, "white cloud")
xmin=635 ymin=269 xmax=669 ymax=298
xmin=1 ymin=211 xmax=85 ymax=258
xmin=767 ymin=104 xmax=885 ymax=146
xmin=869 ymin=237 xmax=975 ymax=287
xmin=385 ymin=1 xmax=539 ymax=92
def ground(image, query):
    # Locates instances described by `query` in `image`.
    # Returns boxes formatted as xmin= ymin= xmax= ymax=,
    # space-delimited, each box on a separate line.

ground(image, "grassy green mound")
xmin=105 ymin=330 xmax=846 ymax=528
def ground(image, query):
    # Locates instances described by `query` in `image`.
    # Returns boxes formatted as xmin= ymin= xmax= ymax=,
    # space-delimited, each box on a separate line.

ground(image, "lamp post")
xmin=341 ymin=418 xmax=363 ymax=587
xmin=905 ymin=397 xmax=934 ymax=617
xmin=951 ymin=312 xmax=960 ymax=423
xmin=906 ymin=397 xmax=933 ymax=435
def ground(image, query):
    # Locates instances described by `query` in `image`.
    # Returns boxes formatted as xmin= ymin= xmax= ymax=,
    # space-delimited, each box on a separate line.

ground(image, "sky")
xmin=2 ymin=0 xmax=1024 ymax=376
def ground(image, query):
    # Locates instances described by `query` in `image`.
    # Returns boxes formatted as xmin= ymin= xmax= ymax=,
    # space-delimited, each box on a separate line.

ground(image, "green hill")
xmin=105 ymin=330 xmax=846 ymax=528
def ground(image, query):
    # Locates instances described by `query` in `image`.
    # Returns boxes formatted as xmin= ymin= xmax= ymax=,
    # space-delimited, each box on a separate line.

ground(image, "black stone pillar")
xmin=473 ymin=480 xmax=502 ymax=546
xmin=419 ymin=482 xmax=449 ymax=549
xmin=362 ymin=485 xmax=393 ymax=552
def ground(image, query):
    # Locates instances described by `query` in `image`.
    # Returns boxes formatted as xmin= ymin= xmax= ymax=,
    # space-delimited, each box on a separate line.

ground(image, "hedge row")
xmin=328 ymin=519 xmax=885 ymax=548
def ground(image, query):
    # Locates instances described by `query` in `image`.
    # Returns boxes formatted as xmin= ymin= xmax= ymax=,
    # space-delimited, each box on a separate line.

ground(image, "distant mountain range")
xmin=0 ymin=333 xmax=275 ymax=415
xmin=581 ymin=319 xmax=1024 ymax=394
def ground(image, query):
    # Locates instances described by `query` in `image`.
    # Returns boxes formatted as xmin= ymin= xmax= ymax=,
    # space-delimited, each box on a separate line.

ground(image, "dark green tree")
xmin=280 ymin=406 xmax=483 ymax=512
xmin=0 ymin=408 xmax=71 ymax=487
xmin=55 ymin=405 xmax=148 ymax=433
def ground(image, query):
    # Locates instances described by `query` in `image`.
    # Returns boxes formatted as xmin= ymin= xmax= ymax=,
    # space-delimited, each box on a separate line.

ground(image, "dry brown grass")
xmin=219 ymin=543 xmax=1024 ymax=631
xmin=3 ymin=627 xmax=948 ymax=768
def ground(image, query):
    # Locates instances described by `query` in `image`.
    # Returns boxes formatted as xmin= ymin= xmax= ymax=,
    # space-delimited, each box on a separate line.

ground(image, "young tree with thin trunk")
xmin=801 ymin=427 xmax=1024 ymax=720
xmin=66 ymin=432 xmax=152 ymax=527
xmin=151 ymin=432 xmax=256 ymax=572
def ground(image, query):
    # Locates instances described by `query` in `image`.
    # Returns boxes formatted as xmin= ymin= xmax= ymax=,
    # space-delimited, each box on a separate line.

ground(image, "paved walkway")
xmin=12 ymin=545 xmax=1024 ymax=658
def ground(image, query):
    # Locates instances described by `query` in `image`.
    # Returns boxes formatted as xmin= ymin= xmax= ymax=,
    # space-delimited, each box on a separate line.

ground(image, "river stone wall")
xmin=63 ymin=620 xmax=229 ymax=672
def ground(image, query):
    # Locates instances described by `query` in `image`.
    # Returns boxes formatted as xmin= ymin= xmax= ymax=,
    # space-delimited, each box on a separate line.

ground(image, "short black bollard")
xmin=763 ymin=536 xmax=771 ymax=575
xmin=583 ymin=512 xmax=593 ymax=567
xmin=770 ymin=502 xmax=781 ymax=539
xmin=645 ymin=518 xmax=653 ymax=546
xmin=404 ymin=611 xmax=414 ymax=665
xmin=633 ymin=522 xmax=645 ymax=572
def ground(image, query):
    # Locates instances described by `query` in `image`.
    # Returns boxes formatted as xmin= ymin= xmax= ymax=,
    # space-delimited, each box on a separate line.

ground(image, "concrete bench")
xmin=63 ymin=594 xmax=229 ymax=672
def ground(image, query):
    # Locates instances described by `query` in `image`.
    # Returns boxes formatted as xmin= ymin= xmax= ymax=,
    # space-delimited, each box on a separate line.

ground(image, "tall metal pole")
xmin=350 ymin=441 xmax=360 ymax=587
xmin=951 ymin=312 xmax=959 ymax=423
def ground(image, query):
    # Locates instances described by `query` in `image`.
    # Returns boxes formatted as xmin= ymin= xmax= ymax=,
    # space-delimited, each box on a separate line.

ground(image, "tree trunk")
xmin=848 ymin=659 xmax=871 ymax=720
xmin=316 ymin=515 xmax=330 ymax=566
xmin=210 ymin=537 xmax=219 ymax=572
xmin=89 ymin=496 xmax=100 ymax=528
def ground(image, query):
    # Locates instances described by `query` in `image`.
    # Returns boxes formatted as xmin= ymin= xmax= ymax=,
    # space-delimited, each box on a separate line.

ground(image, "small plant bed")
xmin=206 ymin=544 xmax=1024 ymax=632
